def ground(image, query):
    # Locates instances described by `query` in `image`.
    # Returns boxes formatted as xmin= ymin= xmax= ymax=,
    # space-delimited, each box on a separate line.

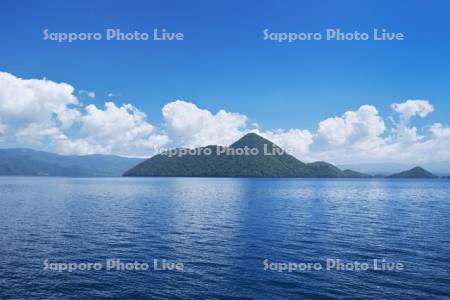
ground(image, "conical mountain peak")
xmin=124 ymin=133 xmax=369 ymax=178
xmin=230 ymin=133 xmax=278 ymax=150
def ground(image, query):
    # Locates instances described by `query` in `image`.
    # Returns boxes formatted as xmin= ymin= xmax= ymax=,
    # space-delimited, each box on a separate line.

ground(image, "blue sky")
xmin=0 ymin=0 xmax=449 ymax=163
xmin=1 ymin=0 xmax=449 ymax=128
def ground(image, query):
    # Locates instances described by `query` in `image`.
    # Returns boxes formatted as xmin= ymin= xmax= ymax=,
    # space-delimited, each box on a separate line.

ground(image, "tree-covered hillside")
xmin=124 ymin=133 xmax=370 ymax=178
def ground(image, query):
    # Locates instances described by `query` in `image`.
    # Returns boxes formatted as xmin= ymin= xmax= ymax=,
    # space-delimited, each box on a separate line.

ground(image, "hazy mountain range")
xmin=0 ymin=148 xmax=143 ymax=177
xmin=338 ymin=162 xmax=450 ymax=176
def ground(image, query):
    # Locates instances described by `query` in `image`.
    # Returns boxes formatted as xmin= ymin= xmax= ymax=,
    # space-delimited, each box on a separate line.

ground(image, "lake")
xmin=0 ymin=177 xmax=449 ymax=299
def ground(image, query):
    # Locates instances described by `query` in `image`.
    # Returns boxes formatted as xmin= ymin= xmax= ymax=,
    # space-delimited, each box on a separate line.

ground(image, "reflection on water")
xmin=0 ymin=177 xmax=449 ymax=299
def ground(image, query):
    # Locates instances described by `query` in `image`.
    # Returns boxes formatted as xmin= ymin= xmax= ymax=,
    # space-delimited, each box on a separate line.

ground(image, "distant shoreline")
xmin=0 ymin=175 xmax=448 ymax=180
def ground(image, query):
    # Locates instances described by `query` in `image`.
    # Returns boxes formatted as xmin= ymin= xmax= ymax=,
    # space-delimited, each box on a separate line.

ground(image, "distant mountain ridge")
xmin=1 ymin=138 xmax=443 ymax=179
xmin=124 ymin=133 xmax=370 ymax=178
xmin=386 ymin=166 xmax=438 ymax=179
xmin=0 ymin=148 xmax=144 ymax=177
xmin=338 ymin=162 xmax=450 ymax=176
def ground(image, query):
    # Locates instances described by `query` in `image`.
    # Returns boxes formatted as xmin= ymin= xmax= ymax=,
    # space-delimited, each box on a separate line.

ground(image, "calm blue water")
xmin=0 ymin=177 xmax=449 ymax=299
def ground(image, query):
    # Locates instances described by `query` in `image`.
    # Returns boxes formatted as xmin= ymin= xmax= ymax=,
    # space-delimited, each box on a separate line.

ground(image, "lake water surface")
xmin=0 ymin=177 xmax=449 ymax=299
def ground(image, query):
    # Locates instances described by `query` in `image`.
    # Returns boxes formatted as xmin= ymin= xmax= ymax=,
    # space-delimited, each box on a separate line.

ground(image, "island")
xmin=386 ymin=166 xmax=438 ymax=179
xmin=123 ymin=133 xmax=370 ymax=178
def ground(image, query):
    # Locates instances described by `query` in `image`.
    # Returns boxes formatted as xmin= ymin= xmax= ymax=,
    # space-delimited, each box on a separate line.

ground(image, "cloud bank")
xmin=1 ymin=71 xmax=449 ymax=163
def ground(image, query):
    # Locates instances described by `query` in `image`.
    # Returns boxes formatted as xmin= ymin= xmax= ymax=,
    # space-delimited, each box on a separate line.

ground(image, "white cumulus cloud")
xmin=0 ymin=71 xmax=168 ymax=156
xmin=162 ymin=100 xmax=250 ymax=148
xmin=260 ymin=129 xmax=313 ymax=159
xmin=0 ymin=71 xmax=79 ymax=144
xmin=391 ymin=99 xmax=434 ymax=122
xmin=68 ymin=102 xmax=169 ymax=156
xmin=1 ymin=71 xmax=450 ymax=164
xmin=314 ymin=105 xmax=386 ymax=149
xmin=390 ymin=100 xmax=434 ymax=144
